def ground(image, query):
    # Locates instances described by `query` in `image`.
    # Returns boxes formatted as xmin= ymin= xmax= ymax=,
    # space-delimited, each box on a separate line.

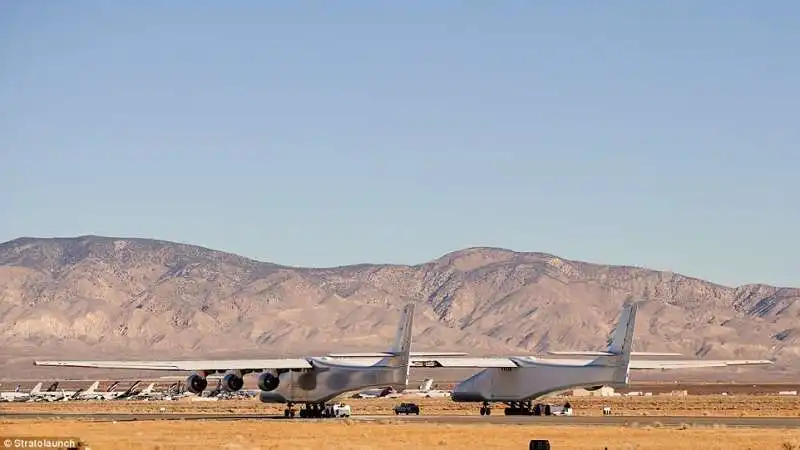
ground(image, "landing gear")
xmin=479 ymin=401 xmax=492 ymax=416
xmin=283 ymin=402 xmax=351 ymax=419
xmin=503 ymin=401 xmax=552 ymax=416
xmin=299 ymin=403 xmax=325 ymax=418
xmin=283 ymin=402 xmax=296 ymax=418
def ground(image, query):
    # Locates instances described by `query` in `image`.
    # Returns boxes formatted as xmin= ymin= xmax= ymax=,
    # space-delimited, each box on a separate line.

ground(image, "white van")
xmin=323 ymin=403 xmax=352 ymax=418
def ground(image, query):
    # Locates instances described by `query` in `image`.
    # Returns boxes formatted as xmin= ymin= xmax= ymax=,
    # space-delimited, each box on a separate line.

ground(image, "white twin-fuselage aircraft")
xmin=33 ymin=301 xmax=773 ymax=417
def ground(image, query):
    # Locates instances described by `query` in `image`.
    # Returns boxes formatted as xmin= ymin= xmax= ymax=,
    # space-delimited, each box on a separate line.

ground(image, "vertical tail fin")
xmin=590 ymin=301 xmax=639 ymax=386
xmin=376 ymin=302 xmax=415 ymax=373
xmin=421 ymin=378 xmax=433 ymax=392
xmin=30 ymin=382 xmax=42 ymax=395
xmin=85 ymin=381 xmax=99 ymax=394
xmin=606 ymin=301 xmax=638 ymax=356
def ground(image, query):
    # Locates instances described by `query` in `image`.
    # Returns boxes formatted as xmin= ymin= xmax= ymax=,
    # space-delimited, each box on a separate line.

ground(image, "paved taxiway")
xmin=2 ymin=413 xmax=798 ymax=428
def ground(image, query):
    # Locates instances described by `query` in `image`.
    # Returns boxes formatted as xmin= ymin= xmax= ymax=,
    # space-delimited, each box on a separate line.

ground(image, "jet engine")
xmin=185 ymin=372 xmax=208 ymax=394
xmin=585 ymin=385 xmax=604 ymax=391
xmin=222 ymin=372 xmax=244 ymax=392
xmin=257 ymin=372 xmax=280 ymax=392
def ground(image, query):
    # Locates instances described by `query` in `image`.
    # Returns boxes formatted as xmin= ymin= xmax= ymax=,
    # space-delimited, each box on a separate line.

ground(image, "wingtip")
xmin=727 ymin=359 xmax=774 ymax=366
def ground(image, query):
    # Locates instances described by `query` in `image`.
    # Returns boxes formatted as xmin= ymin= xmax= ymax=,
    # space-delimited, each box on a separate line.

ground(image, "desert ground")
xmin=2 ymin=419 xmax=800 ymax=449
xmin=3 ymin=395 xmax=799 ymax=417
xmin=3 ymin=391 xmax=799 ymax=449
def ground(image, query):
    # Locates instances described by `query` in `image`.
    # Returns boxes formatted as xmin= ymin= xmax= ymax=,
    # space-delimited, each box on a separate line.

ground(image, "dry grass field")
xmin=1 ymin=419 xmax=800 ymax=449
xmin=2 ymin=394 xmax=798 ymax=417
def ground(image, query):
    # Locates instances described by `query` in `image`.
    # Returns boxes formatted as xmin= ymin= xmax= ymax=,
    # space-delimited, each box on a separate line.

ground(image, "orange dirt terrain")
xmin=2 ymin=395 xmax=799 ymax=417
xmin=1 ymin=419 xmax=799 ymax=450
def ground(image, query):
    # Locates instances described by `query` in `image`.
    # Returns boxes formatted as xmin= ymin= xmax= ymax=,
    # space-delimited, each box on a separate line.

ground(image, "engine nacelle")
xmin=186 ymin=372 xmax=208 ymax=394
xmin=585 ymin=385 xmax=604 ymax=391
xmin=222 ymin=372 xmax=244 ymax=392
xmin=257 ymin=372 xmax=280 ymax=392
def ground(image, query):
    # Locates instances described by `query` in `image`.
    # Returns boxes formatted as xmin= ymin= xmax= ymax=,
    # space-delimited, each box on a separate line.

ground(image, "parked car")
xmin=393 ymin=402 xmax=420 ymax=415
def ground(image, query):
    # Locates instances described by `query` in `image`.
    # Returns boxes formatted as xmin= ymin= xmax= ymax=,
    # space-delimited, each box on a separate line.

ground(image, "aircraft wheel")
xmin=486 ymin=408 xmax=491 ymax=416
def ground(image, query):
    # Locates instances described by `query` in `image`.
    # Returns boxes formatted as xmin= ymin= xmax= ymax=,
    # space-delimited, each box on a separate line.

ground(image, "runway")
xmin=2 ymin=412 xmax=799 ymax=428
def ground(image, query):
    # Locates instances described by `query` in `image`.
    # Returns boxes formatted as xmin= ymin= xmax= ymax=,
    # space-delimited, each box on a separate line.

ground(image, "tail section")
xmin=589 ymin=301 xmax=639 ymax=386
xmin=420 ymin=378 xmax=433 ymax=392
xmin=30 ymin=382 xmax=42 ymax=395
xmin=142 ymin=383 xmax=155 ymax=394
xmin=85 ymin=381 xmax=99 ymax=394
xmin=606 ymin=301 xmax=638 ymax=356
xmin=376 ymin=302 xmax=415 ymax=376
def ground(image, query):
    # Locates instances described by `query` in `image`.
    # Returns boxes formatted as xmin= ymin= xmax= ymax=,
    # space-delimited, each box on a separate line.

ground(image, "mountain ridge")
xmin=1 ymin=235 xmax=797 ymax=380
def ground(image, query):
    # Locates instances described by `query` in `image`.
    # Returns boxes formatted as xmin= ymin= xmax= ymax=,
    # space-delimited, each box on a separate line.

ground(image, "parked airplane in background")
xmin=84 ymin=380 xmax=140 ymax=400
xmin=28 ymin=381 xmax=83 ymax=402
xmin=403 ymin=301 xmax=774 ymax=415
xmin=124 ymin=383 xmax=156 ymax=400
xmin=406 ymin=378 xmax=450 ymax=398
xmin=34 ymin=303 xmax=449 ymax=418
xmin=1 ymin=382 xmax=67 ymax=402
xmin=352 ymin=385 xmax=399 ymax=399
xmin=0 ymin=383 xmax=43 ymax=402
xmin=67 ymin=381 xmax=101 ymax=400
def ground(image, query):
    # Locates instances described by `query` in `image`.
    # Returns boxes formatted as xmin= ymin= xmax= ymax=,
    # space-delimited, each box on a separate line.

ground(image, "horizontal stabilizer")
xmin=327 ymin=352 xmax=468 ymax=358
xmin=548 ymin=351 xmax=684 ymax=357
xmin=411 ymin=357 xmax=520 ymax=368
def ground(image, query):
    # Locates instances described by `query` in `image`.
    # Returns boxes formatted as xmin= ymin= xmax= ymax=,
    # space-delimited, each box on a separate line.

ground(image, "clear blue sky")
xmin=1 ymin=1 xmax=798 ymax=287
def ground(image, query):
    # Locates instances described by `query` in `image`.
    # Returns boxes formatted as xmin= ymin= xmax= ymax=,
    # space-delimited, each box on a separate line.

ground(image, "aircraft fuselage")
xmin=451 ymin=363 xmax=627 ymax=403
xmin=259 ymin=359 xmax=407 ymax=404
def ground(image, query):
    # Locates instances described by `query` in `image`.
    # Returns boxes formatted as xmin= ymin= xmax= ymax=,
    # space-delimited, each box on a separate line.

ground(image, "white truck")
xmin=323 ymin=403 xmax=352 ymax=418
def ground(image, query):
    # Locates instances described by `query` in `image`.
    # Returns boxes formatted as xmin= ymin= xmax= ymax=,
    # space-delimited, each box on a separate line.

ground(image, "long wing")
xmin=32 ymin=354 xmax=468 ymax=372
xmin=548 ymin=351 xmax=684 ymax=357
xmin=628 ymin=359 xmax=774 ymax=370
xmin=34 ymin=356 xmax=773 ymax=372
xmin=33 ymin=359 xmax=313 ymax=371
xmin=409 ymin=357 xmax=774 ymax=369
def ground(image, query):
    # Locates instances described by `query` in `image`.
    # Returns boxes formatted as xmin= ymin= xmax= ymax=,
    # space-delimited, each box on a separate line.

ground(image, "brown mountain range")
xmin=0 ymin=235 xmax=797 ymax=381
